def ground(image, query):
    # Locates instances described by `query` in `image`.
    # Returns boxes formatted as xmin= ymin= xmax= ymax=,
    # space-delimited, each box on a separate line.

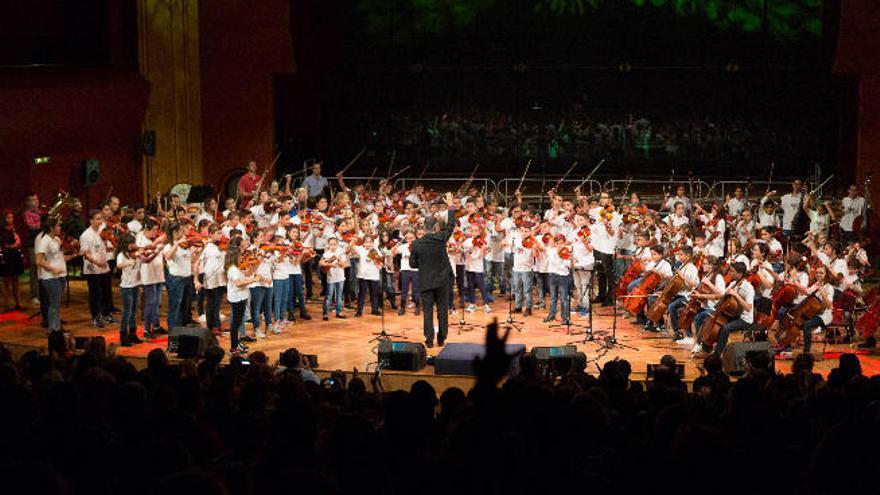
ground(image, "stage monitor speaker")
xmin=378 ymin=340 xmax=426 ymax=371
xmin=74 ymin=335 xmax=106 ymax=350
xmin=142 ymin=130 xmax=156 ymax=156
xmin=82 ymin=159 xmax=100 ymax=186
xmin=168 ymin=326 xmax=217 ymax=358
xmin=531 ymin=345 xmax=586 ymax=378
xmin=646 ymin=363 xmax=685 ymax=379
xmin=722 ymin=341 xmax=774 ymax=376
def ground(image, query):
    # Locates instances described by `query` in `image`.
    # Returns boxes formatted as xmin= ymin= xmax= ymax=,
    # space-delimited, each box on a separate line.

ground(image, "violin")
xmin=472 ymin=236 xmax=486 ymax=249
xmin=756 ymin=283 xmax=798 ymax=330
xmin=237 ymin=251 xmax=260 ymax=270
xmin=557 ymin=245 xmax=572 ymax=261
xmin=217 ymin=235 xmax=230 ymax=250
xmin=100 ymin=228 xmax=118 ymax=248
xmin=61 ymin=235 xmax=80 ymax=255
xmin=321 ymin=255 xmax=338 ymax=273
xmin=259 ymin=243 xmax=287 ymax=253
xmin=577 ymin=225 xmax=591 ymax=239
xmin=521 ymin=235 xmax=535 ymax=249
xmin=452 ymin=230 xmax=466 ymax=243
xmin=624 ymin=269 xmax=661 ymax=315
xmin=367 ymin=249 xmax=383 ymax=266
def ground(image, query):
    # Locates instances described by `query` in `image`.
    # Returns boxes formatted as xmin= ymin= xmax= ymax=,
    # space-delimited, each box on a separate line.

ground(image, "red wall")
xmin=199 ymin=0 xmax=295 ymax=191
xmin=0 ymin=68 xmax=149 ymax=211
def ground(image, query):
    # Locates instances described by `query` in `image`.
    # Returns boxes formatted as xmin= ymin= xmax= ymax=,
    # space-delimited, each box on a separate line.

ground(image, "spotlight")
xmin=513 ymin=62 xmax=527 ymax=73
xmin=33 ymin=155 xmax=51 ymax=165
xmin=725 ymin=62 xmax=740 ymax=73
xmin=617 ymin=62 xmax=632 ymax=73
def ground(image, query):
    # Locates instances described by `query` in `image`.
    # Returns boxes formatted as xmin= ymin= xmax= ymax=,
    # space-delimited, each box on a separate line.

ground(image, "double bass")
xmin=616 ymin=259 xmax=644 ymax=297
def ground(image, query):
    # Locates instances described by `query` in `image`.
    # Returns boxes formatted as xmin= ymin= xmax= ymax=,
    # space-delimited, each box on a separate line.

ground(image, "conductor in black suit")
xmin=410 ymin=192 xmax=456 ymax=348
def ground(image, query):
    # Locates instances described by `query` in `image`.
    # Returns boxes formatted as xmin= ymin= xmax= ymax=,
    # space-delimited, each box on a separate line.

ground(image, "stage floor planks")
xmin=1 ymin=279 xmax=878 ymax=389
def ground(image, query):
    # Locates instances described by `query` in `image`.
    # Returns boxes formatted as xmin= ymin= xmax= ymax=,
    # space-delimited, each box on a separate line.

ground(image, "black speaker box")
xmin=722 ymin=341 xmax=774 ymax=376
xmin=82 ymin=159 xmax=100 ymax=186
xmin=378 ymin=340 xmax=426 ymax=371
xmin=168 ymin=326 xmax=217 ymax=358
xmin=531 ymin=345 xmax=586 ymax=378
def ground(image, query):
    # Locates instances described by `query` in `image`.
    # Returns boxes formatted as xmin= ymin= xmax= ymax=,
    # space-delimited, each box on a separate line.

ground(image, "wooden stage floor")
xmin=2 ymin=279 xmax=878 ymax=390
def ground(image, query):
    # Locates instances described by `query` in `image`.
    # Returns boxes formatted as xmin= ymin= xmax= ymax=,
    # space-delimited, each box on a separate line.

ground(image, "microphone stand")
xmin=454 ymin=266 xmax=479 ymax=334
xmin=597 ymin=250 xmax=638 ymax=351
xmin=503 ymin=238 xmax=524 ymax=333
xmin=370 ymin=269 xmax=404 ymax=342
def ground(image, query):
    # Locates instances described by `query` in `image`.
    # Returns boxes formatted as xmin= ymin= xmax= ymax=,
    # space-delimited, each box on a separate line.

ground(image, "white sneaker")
xmin=451 ymin=308 xmax=458 ymax=315
xmin=690 ymin=344 xmax=702 ymax=354
xmin=679 ymin=337 xmax=695 ymax=346
xmin=484 ymin=304 xmax=492 ymax=314
xmin=198 ymin=314 xmax=207 ymax=323
xmin=31 ymin=297 xmax=40 ymax=306
xmin=220 ymin=313 xmax=227 ymax=321
xmin=813 ymin=328 xmax=823 ymax=335
xmin=271 ymin=323 xmax=282 ymax=335
xmin=466 ymin=304 xmax=476 ymax=313
xmin=256 ymin=329 xmax=267 ymax=338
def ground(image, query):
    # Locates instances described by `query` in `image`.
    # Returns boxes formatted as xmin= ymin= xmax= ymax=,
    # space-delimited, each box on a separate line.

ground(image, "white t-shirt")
xmin=511 ymin=235 xmax=535 ymax=273
xmin=137 ymin=232 xmax=165 ymax=285
xmin=398 ymin=242 xmax=418 ymax=272
xmin=462 ymin=238 xmax=485 ymax=273
xmin=116 ymin=252 xmax=141 ymax=288
xmin=808 ymin=210 xmax=830 ymax=237
xmin=79 ymin=227 xmax=109 ymax=275
xmin=200 ymin=243 xmax=227 ymax=289
xmin=34 ymin=233 xmax=66 ymax=280
xmin=322 ymin=247 xmax=346 ymax=284
xmin=677 ymin=262 xmax=699 ymax=297
xmin=546 ymin=247 xmax=570 ymax=276
xmin=808 ymin=284 xmax=835 ymax=325
xmin=706 ymin=273 xmax=726 ymax=309
xmin=249 ymin=256 xmax=273 ymax=288
xmin=727 ymin=197 xmax=746 ymax=217
xmin=163 ymin=243 xmax=192 ymax=277
xmin=840 ymin=196 xmax=867 ymax=232
xmin=572 ymin=241 xmax=594 ymax=270
xmin=226 ymin=265 xmax=250 ymax=303
xmin=731 ymin=279 xmax=756 ymax=324
xmin=127 ymin=219 xmax=143 ymax=234
xmin=780 ymin=192 xmax=802 ymax=230
xmin=788 ymin=271 xmax=810 ymax=304
xmin=354 ymin=246 xmax=382 ymax=281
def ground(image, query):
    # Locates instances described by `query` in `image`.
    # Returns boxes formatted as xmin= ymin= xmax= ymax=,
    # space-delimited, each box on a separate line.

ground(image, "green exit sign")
xmin=34 ymin=156 xmax=51 ymax=165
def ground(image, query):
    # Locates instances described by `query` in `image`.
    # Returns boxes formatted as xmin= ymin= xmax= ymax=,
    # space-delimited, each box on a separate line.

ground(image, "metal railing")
xmin=497 ymin=177 xmax=603 ymax=203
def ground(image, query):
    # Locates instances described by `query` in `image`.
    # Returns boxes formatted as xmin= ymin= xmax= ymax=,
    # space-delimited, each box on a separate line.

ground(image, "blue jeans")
xmin=466 ymin=271 xmax=490 ymax=306
xmin=120 ymin=286 xmax=139 ymax=337
xmin=289 ymin=274 xmax=307 ymax=316
xmin=165 ymin=275 xmax=187 ymax=329
xmin=511 ymin=271 xmax=533 ymax=310
xmin=273 ymin=277 xmax=290 ymax=321
xmin=487 ymin=260 xmax=505 ymax=294
xmin=694 ymin=308 xmax=713 ymax=343
xmin=548 ymin=273 xmax=571 ymax=321
xmin=41 ymin=277 xmax=65 ymax=332
xmin=536 ymin=272 xmax=549 ymax=306
xmin=250 ymin=286 xmax=273 ymax=329
xmin=615 ymin=249 xmax=634 ymax=278
xmin=324 ymin=281 xmax=344 ymax=315
xmin=143 ymin=283 xmax=161 ymax=333
xmin=667 ymin=295 xmax=689 ymax=334
xmin=400 ymin=271 xmax=420 ymax=307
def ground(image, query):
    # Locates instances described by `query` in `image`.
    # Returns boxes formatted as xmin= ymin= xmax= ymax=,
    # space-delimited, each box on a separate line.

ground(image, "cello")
xmin=677 ymin=264 xmax=721 ymax=333
xmin=774 ymin=292 xmax=825 ymax=348
xmin=756 ymin=283 xmax=798 ymax=330
xmin=623 ymin=269 xmax=661 ymax=315
xmin=698 ymin=278 xmax=747 ymax=347
xmin=645 ymin=253 xmax=700 ymax=325
xmin=616 ymin=259 xmax=644 ymax=298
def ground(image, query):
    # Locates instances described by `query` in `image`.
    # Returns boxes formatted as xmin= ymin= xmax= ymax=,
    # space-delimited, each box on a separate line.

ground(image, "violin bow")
xmin=515 ymin=159 xmax=532 ymax=195
xmin=550 ymin=160 xmax=579 ymax=193
xmin=455 ymin=162 xmax=480 ymax=196
xmin=337 ymin=147 xmax=367 ymax=177
xmin=574 ymin=158 xmax=605 ymax=192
